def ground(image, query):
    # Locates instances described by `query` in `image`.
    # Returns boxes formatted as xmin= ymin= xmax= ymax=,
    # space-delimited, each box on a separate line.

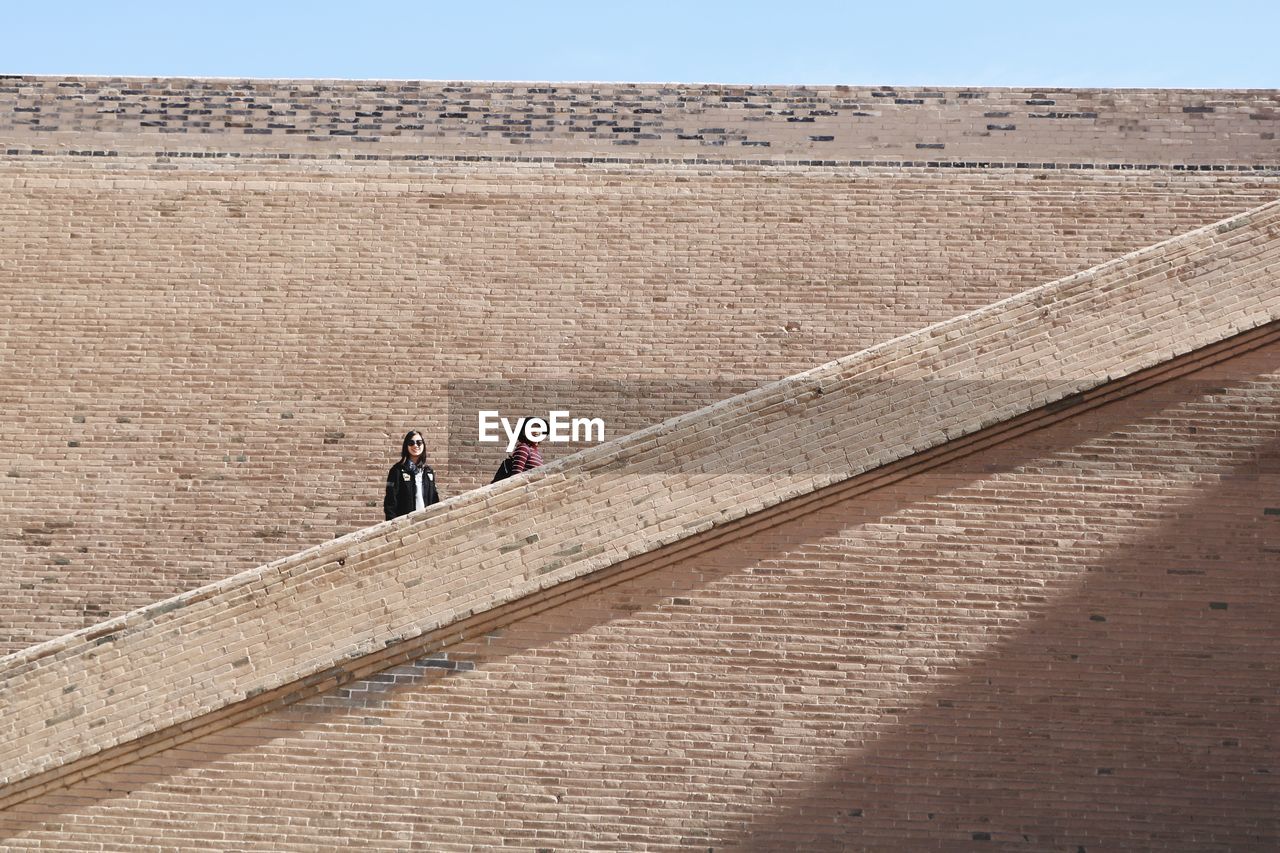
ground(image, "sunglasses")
xmin=407 ymin=439 xmax=424 ymax=446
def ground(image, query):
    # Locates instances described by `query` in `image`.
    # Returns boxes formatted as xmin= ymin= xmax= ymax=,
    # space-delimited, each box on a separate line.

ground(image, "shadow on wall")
xmin=2 ymin=351 xmax=1279 ymax=850
xmin=724 ymin=384 xmax=1280 ymax=848
xmin=726 ymin=458 xmax=1280 ymax=850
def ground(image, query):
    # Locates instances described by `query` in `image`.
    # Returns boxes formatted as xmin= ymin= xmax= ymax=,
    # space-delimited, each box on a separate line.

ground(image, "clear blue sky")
xmin=4 ymin=1 xmax=1277 ymax=88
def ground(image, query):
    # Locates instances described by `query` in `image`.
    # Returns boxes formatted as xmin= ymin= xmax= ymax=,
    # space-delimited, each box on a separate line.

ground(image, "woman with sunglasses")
xmin=383 ymin=430 xmax=441 ymax=521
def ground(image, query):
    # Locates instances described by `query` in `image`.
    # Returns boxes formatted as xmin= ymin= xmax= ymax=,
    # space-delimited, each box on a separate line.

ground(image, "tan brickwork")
xmin=2 ymin=320 xmax=1277 ymax=850
xmin=4 ymin=153 xmax=1280 ymax=654
xmin=2 ymin=197 xmax=1277 ymax=807
xmin=3 ymin=75 xmax=1280 ymax=849
xmin=2 ymin=77 xmax=1279 ymax=164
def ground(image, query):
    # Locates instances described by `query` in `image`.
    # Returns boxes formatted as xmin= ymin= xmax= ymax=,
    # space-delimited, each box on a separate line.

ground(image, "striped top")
xmin=511 ymin=441 xmax=543 ymax=474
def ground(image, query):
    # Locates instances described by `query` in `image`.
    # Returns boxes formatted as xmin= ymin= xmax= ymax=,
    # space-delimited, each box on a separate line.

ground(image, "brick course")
xmin=2 ymin=77 xmax=1279 ymax=164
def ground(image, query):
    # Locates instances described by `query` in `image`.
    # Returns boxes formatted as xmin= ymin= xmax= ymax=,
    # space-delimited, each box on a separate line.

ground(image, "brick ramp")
xmin=2 ymin=197 xmax=1278 ymax=807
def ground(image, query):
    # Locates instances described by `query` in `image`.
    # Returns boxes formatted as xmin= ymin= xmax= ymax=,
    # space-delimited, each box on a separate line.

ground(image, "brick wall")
xmin=3 ymin=77 xmax=1279 ymax=654
xmin=3 ymin=77 xmax=1279 ymax=163
xmin=2 ymin=309 xmax=1276 ymax=850
xmin=3 ymin=153 xmax=1279 ymax=654
xmin=2 ymin=76 xmax=1278 ymax=847
xmin=2 ymin=197 xmax=1276 ymax=811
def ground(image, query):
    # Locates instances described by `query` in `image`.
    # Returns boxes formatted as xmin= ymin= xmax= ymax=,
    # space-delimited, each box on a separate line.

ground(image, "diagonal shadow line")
xmin=3 ymin=350 xmax=1279 ymax=844
xmin=727 ymin=460 xmax=1280 ymax=845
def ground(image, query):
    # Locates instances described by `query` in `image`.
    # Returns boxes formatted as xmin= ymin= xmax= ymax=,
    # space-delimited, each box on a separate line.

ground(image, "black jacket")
xmin=383 ymin=460 xmax=441 ymax=520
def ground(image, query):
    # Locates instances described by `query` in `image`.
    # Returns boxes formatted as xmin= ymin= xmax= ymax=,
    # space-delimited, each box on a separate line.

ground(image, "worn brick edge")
xmin=2 ymin=197 xmax=1279 ymax=801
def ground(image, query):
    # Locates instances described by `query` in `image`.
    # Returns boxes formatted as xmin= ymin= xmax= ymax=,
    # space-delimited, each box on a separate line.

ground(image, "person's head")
xmin=520 ymin=418 xmax=542 ymax=447
xmin=400 ymin=430 xmax=426 ymax=463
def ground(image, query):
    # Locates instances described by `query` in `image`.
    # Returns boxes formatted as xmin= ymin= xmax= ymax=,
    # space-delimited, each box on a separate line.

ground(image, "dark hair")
xmin=399 ymin=430 xmax=426 ymax=463
xmin=519 ymin=417 xmax=543 ymax=446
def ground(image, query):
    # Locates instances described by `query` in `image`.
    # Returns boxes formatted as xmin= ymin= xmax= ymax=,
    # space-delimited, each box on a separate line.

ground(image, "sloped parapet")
xmin=2 ymin=198 xmax=1279 ymax=804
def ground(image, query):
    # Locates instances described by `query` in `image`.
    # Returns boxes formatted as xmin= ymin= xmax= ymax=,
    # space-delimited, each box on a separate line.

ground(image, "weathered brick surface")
xmin=2 ymin=77 xmax=1279 ymax=164
xmin=4 ymin=77 xmax=1279 ymax=654
xmin=2 ymin=197 xmax=1277 ymax=805
xmin=3 ymin=75 xmax=1279 ymax=849
xmin=4 ymin=154 xmax=1280 ymax=654
xmin=2 ymin=327 xmax=1277 ymax=851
